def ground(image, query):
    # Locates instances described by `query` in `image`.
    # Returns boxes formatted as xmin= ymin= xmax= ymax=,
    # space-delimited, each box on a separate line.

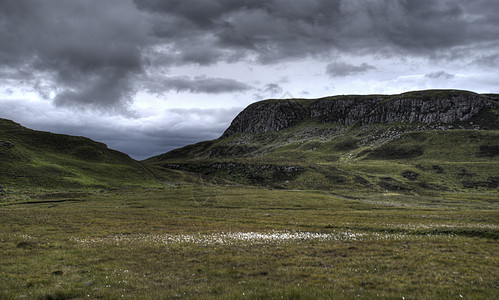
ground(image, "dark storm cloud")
xmin=0 ymin=0 xmax=148 ymax=111
xmin=144 ymin=76 xmax=251 ymax=94
xmin=135 ymin=0 xmax=499 ymax=63
xmin=326 ymin=62 xmax=376 ymax=77
xmin=424 ymin=71 xmax=455 ymax=80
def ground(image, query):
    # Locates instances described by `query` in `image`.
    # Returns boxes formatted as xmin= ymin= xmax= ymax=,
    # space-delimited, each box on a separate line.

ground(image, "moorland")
xmin=1 ymin=90 xmax=498 ymax=299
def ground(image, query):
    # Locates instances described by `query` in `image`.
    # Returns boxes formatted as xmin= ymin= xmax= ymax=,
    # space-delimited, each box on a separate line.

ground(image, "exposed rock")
xmin=402 ymin=170 xmax=420 ymax=180
xmin=312 ymin=91 xmax=494 ymax=125
xmin=222 ymin=100 xmax=307 ymax=137
xmin=0 ymin=140 xmax=15 ymax=148
xmin=310 ymin=96 xmax=382 ymax=125
xmin=222 ymin=90 xmax=496 ymax=137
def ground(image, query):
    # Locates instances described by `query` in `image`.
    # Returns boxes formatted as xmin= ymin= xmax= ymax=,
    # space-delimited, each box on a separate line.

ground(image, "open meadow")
xmin=1 ymin=185 xmax=497 ymax=299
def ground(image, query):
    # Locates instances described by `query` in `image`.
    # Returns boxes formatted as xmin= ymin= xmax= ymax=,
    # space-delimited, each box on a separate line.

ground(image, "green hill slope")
xmin=145 ymin=90 xmax=499 ymax=193
xmin=0 ymin=118 xmax=158 ymax=189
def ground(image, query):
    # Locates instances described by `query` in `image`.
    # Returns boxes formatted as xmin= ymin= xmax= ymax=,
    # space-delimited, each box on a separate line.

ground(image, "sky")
xmin=1 ymin=0 xmax=498 ymax=160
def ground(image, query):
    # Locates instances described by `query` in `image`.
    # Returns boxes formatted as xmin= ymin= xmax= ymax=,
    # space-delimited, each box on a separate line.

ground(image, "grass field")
xmin=1 ymin=185 xmax=497 ymax=299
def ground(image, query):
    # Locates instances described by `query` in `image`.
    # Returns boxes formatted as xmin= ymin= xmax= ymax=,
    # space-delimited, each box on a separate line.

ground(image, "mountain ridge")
xmin=223 ymin=90 xmax=497 ymax=137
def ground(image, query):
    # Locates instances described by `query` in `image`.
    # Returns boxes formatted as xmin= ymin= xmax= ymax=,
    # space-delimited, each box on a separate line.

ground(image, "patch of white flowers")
xmin=71 ymin=230 xmax=372 ymax=246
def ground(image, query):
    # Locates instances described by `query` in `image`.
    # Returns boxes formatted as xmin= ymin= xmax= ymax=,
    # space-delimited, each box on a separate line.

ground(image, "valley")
xmin=0 ymin=90 xmax=498 ymax=299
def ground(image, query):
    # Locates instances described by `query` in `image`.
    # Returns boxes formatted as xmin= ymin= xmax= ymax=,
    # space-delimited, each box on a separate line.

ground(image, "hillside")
xmin=145 ymin=90 xmax=499 ymax=193
xmin=0 ymin=118 xmax=158 ymax=189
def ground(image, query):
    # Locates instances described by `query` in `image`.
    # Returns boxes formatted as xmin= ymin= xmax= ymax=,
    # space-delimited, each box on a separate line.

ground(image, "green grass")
xmin=0 ymin=186 xmax=497 ymax=299
xmin=0 ymin=118 xmax=160 ymax=189
xmin=146 ymin=121 xmax=499 ymax=193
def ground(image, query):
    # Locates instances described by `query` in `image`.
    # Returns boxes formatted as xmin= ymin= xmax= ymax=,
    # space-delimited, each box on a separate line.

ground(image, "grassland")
xmin=0 ymin=118 xmax=158 ymax=189
xmin=146 ymin=122 xmax=499 ymax=194
xmin=1 ymin=185 xmax=497 ymax=299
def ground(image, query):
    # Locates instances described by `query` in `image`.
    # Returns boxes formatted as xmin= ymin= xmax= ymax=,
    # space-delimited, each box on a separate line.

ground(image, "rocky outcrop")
xmin=311 ymin=91 xmax=493 ymax=125
xmin=222 ymin=100 xmax=308 ymax=137
xmin=310 ymin=96 xmax=382 ymax=125
xmin=222 ymin=90 xmax=497 ymax=136
xmin=0 ymin=140 xmax=15 ymax=148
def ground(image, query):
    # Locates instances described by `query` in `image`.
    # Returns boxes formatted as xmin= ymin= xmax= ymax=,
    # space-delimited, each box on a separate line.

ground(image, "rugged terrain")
xmin=146 ymin=90 xmax=499 ymax=193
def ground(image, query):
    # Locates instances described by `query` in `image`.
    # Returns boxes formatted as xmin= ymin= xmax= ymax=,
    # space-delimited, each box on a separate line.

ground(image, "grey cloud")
xmin=135 ymin=0 xmax=499 ymax=63
xmin=33 ymin=80 xmax=56 ymax=100
xmin=263 ymin=84 xmax=283 ymax=96
xmin=326 ymin=62 xmax=376 ymax=77
xmin=472 ymin=53 xmax=499 ymax=67
xmin=145 ymin=76 xmax=252 ymax=94
xmin=424 ymin=71 xmax=455 ymax=80
xmin=179 ymin=46 xmax=225 ymax=66
xmin=252 ymin=83 xmax=284 ymax=100
xmin=0 ymin=0 xmax=148 ymax=111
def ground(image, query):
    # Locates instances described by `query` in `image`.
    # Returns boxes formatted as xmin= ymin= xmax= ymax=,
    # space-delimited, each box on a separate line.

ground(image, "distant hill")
xmin=145 ymin=90 xmax=499 ymax=193
xmin=0 ymin=118 xmax=158 ymax=189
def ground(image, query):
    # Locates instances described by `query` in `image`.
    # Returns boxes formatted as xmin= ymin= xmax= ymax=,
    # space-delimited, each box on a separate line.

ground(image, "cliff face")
xmin=222 ymin=100 xmax=308 ymax=137
xmin=223 ymin=90 xmax=497 ymax=136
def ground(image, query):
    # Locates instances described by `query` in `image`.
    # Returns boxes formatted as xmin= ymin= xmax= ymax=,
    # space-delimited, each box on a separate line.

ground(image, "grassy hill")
xmin=0 ymin=118 xmax=158 ymax=190
xmin=145 ymin=90 xmax=499 ymax=194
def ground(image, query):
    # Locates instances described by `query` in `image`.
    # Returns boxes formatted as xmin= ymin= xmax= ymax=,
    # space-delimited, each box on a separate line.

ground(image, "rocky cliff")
xmin=223 ymin=90 xmax=497 ymax=137
xmin=222 ymin=100 xmax=308 ymax=137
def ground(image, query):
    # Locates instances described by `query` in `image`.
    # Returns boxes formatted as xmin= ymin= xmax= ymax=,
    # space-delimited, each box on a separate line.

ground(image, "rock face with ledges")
xmin=222 ymin=90 xmax=497 ymax=137
xmin=222 ymin=100 xmax=308 ymax=137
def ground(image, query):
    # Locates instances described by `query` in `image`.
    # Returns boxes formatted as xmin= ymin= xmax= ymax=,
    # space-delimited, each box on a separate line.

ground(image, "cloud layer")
xmin=1 ymin=0 xmax=498 ymax=112
xmin=144 ymin=76 xmax=251 ymax=95
xmin=0 ymin=0 xmax=148 ymax=111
